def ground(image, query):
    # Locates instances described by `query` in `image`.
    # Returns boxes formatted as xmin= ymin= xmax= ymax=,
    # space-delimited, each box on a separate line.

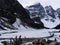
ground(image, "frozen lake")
xmin=0 ymin=29 xmax=60 ymax=38
xmin=0 ymin=29 xmax=60 ymax=45
xmin=0 ymin=29 xmax=57 ymax=38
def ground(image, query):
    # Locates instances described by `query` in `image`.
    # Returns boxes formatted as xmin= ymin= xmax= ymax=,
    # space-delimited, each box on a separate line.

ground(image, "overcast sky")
xmin=17 ymin=0 xmax=60 ymax=10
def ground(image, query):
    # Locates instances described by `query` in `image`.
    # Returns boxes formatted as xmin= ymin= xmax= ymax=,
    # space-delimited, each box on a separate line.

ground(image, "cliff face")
xmin=26 ymin=3 xmax=60 ymax=29
xmin=0 ymin=0 xmax=44 ymax=30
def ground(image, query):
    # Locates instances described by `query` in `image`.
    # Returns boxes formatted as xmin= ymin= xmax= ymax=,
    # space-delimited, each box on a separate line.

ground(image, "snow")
xmin=0 ymin=29 xmax=59 ymax=39
xmin=0 ymin=43 xmax=3 ymax=45
xmin=0 ymin=29 xmax=60 ymax=45
xmin=0 ymin=29 xmax=51 ymax=38
xmin=41 ymin=17 xmax=60 ymax=28
xmin=0 ymin=18 xmax=60 ymax=45
xmin=23 ymin=42 xmax=32 ymax=45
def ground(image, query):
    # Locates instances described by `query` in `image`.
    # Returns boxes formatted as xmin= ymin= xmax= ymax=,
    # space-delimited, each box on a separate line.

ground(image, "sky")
xmin=17 ymin=0 xmax=60 ymax=10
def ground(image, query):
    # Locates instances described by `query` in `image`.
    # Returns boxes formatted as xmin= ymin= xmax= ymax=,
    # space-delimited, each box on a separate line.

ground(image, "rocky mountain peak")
xmin=28 ymin=3 xmax=42 ymax=8
xmin=45 ymin=5 xmax=56 ymax=18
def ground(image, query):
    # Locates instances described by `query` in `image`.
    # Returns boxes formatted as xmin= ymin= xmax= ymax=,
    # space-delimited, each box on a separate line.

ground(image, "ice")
xmin=0 ymin=29 xmax=60 ymax=45
xmin=0 ymin=29 xmax=50 ymax=38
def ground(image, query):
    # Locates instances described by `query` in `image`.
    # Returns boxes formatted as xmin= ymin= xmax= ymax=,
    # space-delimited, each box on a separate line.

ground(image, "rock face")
xmin=1 ymin=0 xmax=60 ymax=29
xmin=28 ymin=4 xmax=57 ymax=18
xmin=45 ymin=6 xmax=56 ymax=19
xmin=26 ymin=3 xmax=45 ymax=28
xmin=26 ymin=3 xmax=57 ymax=20
xmin=56 ymin=8 xmax=60 ymax=19
xmin=27 ymin=3 xmax=45 ymax=19
xmin=0 ymin=9 xmax=16 ymax=24
xmin=0 ymin=0 xmax=44 ymax=30
xmin=26 ymin=3 xmax=60 ymax=29
xmin=0 ymin=17 xmax=17 ymax=30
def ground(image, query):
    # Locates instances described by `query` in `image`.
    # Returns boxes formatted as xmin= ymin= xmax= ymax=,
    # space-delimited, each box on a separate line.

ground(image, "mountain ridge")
xmin=0 ymin=1 xmax=45 ymax=30
xmin=26 ymin=3 xmax=60 ymax=29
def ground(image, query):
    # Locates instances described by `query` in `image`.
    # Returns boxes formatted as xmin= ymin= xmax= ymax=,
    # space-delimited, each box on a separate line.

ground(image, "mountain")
xmin=26 ymin=3 xmax=60 ymax=29
xmin=26 ymin=3 xmax=46 ymax=25
xmin=0 ymin=0 xmax=60 ymax=29
xmin=0 ymin=17 xmax=17 ymax=30
xmin=0 ymin=8 xmax=17 ymax=30
xmin=45 ymin=6 xmax=56 ymax=19
xmin=56 ymin=8 xmax=60 ymax=19
xmin=0 ymin=0 xmax=45 ymax=30
xmin=26 ymin=3 xmax=45 ymax=19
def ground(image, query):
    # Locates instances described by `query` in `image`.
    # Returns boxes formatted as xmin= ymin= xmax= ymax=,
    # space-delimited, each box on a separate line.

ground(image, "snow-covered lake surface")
xmin=0 ymin=29 xmax=50 ymax=38
xmin=0 ymin=29 xmax=60 ymax=39
xmin=0 ymin=29 xmax=58 ymax=38
xmin=0 ymin=29 xmax=60 ymax=45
